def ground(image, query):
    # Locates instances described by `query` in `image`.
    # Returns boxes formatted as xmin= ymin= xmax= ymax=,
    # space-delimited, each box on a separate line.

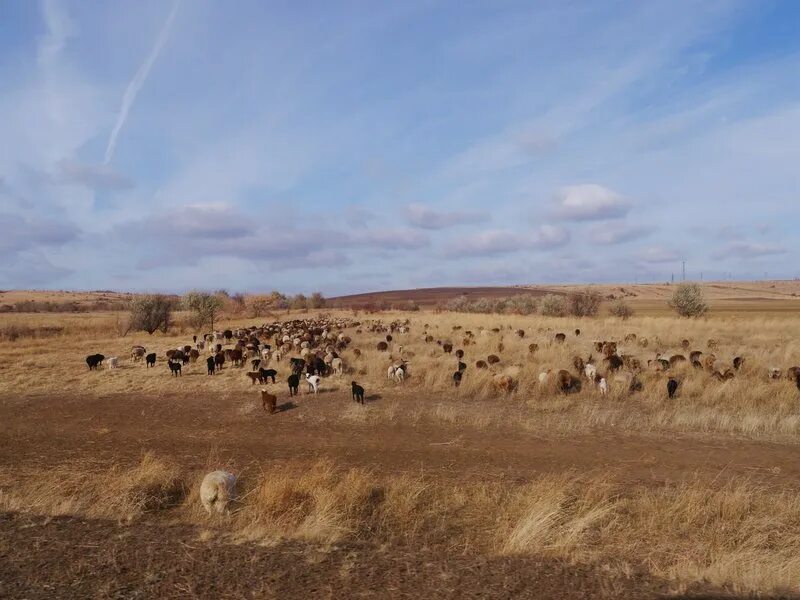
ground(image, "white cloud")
xmin=589 ymin=222 xmax=654 ymax=245
xmin=531 ymin=224 xmax=570 ymax=248
xmin=554 ymin=184 xmax=631 ymax=221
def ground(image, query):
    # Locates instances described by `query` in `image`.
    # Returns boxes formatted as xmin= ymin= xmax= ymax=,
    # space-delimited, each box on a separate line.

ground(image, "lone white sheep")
xmin=107 ymin=357 xmax=119 ymax=370
xmin=200 ymin=470 xmax=236 ymax=515
xmin=598 ymin=377 xmax=608 ymax=395
xmin=306 ymin=373 xmax=321 ymax=394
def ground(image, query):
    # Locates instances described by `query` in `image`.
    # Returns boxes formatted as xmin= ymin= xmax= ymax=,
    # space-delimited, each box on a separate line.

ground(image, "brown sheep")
xmin=487 ymin=354 xmax=500 ymax=365
xmin=669 ymin=354 xmax=686 ymax=367
xmin=246 ymin=371 xmax=263 ymax=385
xmin=574 ymin=328 xmax=581 ymax=337
xmin=689 ymin=350 xmax=703 ymax=363
xmin=556 ymin=369 xmax=581 ymax=394
xmin=475 ymin=360 xmax=488 ymax=369
xmin=443 ymin=343 xmax=453 ymax=354
xmin=681 ymin=339 xmax=690 ymax=350
xmin=261 ymin=389 xmax=277 ymax=414
xmin=787 ymin=366 xmax=800 ymax=381
xmin=528 ymin=343 xmax=539 ymax=354
xmin=624 ymin=333 xmax=637 ymax=343
xmin=703 ymin=354 xmax=717 ymax=371
xmin=707 ymin=338 xmax=719 ymax=350
xmin=455 ymin=349 xmax=464 ymax=359
xmin=516 ymin=329 xmax=525 ymax=338
xmin=492 ymin=374 xmax=516 ymax=393
xmin=733 ymin=356 xmax=745 ymax=371
xmin=638 ymin=337 xmax=649 ymax=348
xmin=601 ymin=342 xmax=617 ymax=358
xmin=572 ymin=355 xmax=585 ymax=374
xmin=353 ymin=349 xmax=362 ymax=358
xmin=189 ymin=349 xmax=200 ymax=363
xmin=377 ymin=341 xmax=389 ymax=352
xmin=554 ymin=333 xmax=566 ymax=344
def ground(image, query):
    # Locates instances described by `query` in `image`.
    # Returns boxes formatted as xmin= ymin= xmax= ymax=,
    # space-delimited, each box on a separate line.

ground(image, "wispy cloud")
xmin=553 ymin=184 xmax=631 ymax=221
xmin=104 ymin=0 xmax=180 ymax=164
xmin=405 ymin=203 xmax=487 ymax=230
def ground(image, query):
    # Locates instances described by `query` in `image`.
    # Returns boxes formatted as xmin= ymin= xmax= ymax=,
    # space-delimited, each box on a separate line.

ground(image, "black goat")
xmin=168 ymin=360 xmax=182 ymax=377
xmin=351 ymin=381 xmax=365 ymax=404
xmin=259 ymin=368 xmax=277 ymax=384
xmin=206 ymin=356 xmax=215 ymax=375
xmin=86 ymin=354 xmax=105 ymax=370
xmin=667 ymin=378 xmax=679 ymax=399
xmin=287 ymin=373 xmax=300 ymax=396
xmin=145 ymin=353 xmax=156 ymax=368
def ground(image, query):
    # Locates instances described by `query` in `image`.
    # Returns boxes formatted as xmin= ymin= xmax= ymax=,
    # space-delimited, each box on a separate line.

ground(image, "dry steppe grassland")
xmin=2 ymin=286 xmax=800 ymax=598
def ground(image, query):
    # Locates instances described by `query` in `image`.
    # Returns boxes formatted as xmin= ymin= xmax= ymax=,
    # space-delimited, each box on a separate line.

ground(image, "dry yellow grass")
xmin=2 ymin=456 xmax=800 ymax=593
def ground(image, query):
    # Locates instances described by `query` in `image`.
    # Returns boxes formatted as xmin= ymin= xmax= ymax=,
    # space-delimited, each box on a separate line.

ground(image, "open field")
xmin=2 ymin=297 xmax=800 ymax=598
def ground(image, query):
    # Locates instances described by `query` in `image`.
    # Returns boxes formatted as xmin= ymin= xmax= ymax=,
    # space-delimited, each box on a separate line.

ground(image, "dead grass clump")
xmin=0 ymin=453 xmax=184 ymax=521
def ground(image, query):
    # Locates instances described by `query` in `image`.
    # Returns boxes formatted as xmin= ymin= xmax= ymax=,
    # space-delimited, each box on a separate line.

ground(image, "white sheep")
xmin=598 ymin=377 xmax=608 ymax=395
xmin=388 ymin=363 xmax=406 ymax=383
xmin=538 ymin=370 xmax=551 ymax=384
xmin=306 ymin=373 xmax=321 ymax=394
xmin=584 ymin=364 xmax=597 ymax=381
xmin=331 ymin=357 xmax=343 ymax=376
xmin=107 ymin=357 xmax=119 ymax=369
xmin=200 ymin=470 xmax=236 ymax=515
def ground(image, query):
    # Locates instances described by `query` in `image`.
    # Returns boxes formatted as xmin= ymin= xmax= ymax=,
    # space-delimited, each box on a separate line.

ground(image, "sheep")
xmin=538 ymin=370 xmax=551 ymax=384
xmin=146 ymin=353 xmax=157 ymax=368
xmin=667 ymin=378 xmax=679 ymax=399
xmin=554 ymin=333 xmax=566 ymax=344
xmin=605 ymin=355 xmax=624 ymax=372
xmin=584 ymin=363 xmax=597 ymax=381
xmin=189 ymin=349 xmax=200 ymax=363
xmin=214 ymin=352 xmax=225 ymax=371
xmin=287 ymin=373 xmax=300 ymax=396
xmin=492 ymin=374 xmax=516 ymax=393
xmin=557 ymin=370 xmax=581 ymax=394
xmin=86 ymin=354 xmax=105 ymax=370
xmin=131 ymin=346 xmax=146 ymax=362
xmin=168 ymin=360 xmax=182 ymax=377
xmin=246 ymin=371 xmax=263 ymax=385
xmin=768 ymin=367 xmax=783 ymax=380
xmin=351 ymin=381 xmax=365 ymax=404
xmin=442 ymin=343 xmax=453 ymax=354
xmin=388 ymin=363 xmax=407 ymax=383
xmin=733 ymin=356 xmax=745 ymax=371
xmin=455 ymin=349 xmax=464 ymax=359
xmin=251 ymin=359 xmax=261 ymax=371
xmin=261 ymin=389 xmax=277 ymax=414
xmin=575 ymin=329 xmax=581 ymax=337
xmin=787 ymin=366 xmax=800 ymax=382
xmin=516 ymin=329 xmax=525 ymax=338
xmin=487 ymin=354 xmax=500 ymax=365
xmin=528 ymin=343 xmax=539 ymax=354
xmin=572 ymin=355 xmax=585 ymax=374
xmin=107 ymin=357 xmax=119 ymax=370
xmin=200 ymin=470 xmax=236 ymax=515
xmin=259 ymin=368 xmax=277 ymax=384
xmin=305 ymin=373 xmax=321 ymax=394
xmin=377 ymin=341 xmax=389 ymax=352
xmin=475 ymin=360 xmax=488 ymax=369
xmin=669 ymin=354 xmax=686 ymax=367
xmin=330 ymin=357 xmax=344 ymax=376
xmin=598 ymin=377 xmax=608 ymax=395
xmin=206 ymin=356 xmax=215 ymax=375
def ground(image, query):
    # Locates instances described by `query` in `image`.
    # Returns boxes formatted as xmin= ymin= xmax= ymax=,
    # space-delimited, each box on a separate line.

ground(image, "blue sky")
xmin=1 ymin=0 xmax=798 ymax=294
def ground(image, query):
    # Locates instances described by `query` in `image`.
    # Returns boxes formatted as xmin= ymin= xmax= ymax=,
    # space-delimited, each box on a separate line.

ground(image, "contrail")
xmin=104 ymin=0 xmax=180 ymax=164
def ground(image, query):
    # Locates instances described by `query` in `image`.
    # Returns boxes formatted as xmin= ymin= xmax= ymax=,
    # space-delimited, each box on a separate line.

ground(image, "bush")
xmin=308 ymin=292 xmax=326 ymax=309
xmin=566 ymin=289 xmax=603 ymax=317
xmin=182 ymin=291 xmax=225 ymax=330
xmin=669 ymin=283 xmax=709 ymax=317
xmin=441 ymin=295 xmax=538 ymax=315
xmin=608 ymin=298 xmax=634 ymax=320
xmin=128 ymin=294 xmax=174 ymax=335
xmin=539 ymin=294 xmax=567 ymax=317
xmin=290 ymin=294 xmax=308 ymax=310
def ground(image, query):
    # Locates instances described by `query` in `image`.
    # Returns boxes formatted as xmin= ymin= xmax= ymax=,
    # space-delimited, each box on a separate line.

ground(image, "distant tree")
xmin=669 ymin=283 xmax=709 ymax=317
xmin=182 ymin=291 xmax=225 ymax=330
xmin=540 ymin=294 xmax=567 ymax=317
xmin=128 ymin=294 xmax=173 ymax=335
xmin=567 ymin=288 xmax=603 ymax=317
xmin=308 ymin=292 xmax=326 ymax=309
xmin=290 ymin=293 xmax=308 ymax=310
xmin=608 ymin=298 xmax=634 ymax=320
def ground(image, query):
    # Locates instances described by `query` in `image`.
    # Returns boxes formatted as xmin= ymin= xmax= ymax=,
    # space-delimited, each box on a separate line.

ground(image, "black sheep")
xmin=351 ymin=381 xmax=365 ymax=404
xmin=206 ymin=356 xmax=215 ymax=375
xmin=453 ymin=371 xmax=463 ymax=387
xmin=145 ymin=353 xmax=156 ymax=368
xmin=168 ymin=360 xmax=182 ymax=377
xmin=287 ymin=373 xmax=300 ymax=396
xmin=214 ymin=352 xmax=225 ymax=370
xmin=667 ymin=378 xmax=679 ymax=399
xmin=86 ymin=354 xmax=105 ymax=370
xmin=259 ymin=368 xmax=277 ymax=384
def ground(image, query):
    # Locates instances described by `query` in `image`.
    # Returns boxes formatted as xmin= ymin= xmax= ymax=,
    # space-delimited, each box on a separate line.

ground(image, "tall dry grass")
xmin=2 ymin=456 xmax=800 ymax=593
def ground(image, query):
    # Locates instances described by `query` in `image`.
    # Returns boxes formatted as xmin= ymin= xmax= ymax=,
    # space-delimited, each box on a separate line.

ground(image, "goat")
xmin=246 ymin=371 xmax=263 ymax=385
xmin=146 ymin=353 xmax=157 ymax=368
xmin=305 ymin=373 xmax=321 ymax=394
xmin=287 ymin=373 xmax=300 ymax=396
xmin=598 ymin=377 xmax=608 ymax=395
xmin=351 ymin=381 xmax=365 ymax=404
xmin=107 ymin=357 xmax=119 ymax=370
xmin=251 ymin=359 xmax=261 ymax=371
xmin=453 ymin=371 xmax=463 ymax=387
xmin=206 ymin=356 xmax=215 ymax=375
xmin=131 ymin=346 xmax=146 ymax=362
xmin=259 ymin=368 xmax=277 ymax=384
xmin=667 ymin=378 xmax=679 ymax=399
xmin=86 ymin=354 xmax=105 ymax=370
xmin=168 ymin=360 xmax=182 ymax=377
xmin=261 ymin=389 xmax=277 ymax=414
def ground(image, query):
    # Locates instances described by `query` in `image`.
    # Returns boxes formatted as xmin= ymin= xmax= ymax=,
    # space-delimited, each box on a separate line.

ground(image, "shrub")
xmin=608 ymin=298 xmax=634 ymax=320
xmin=182 ymin=291 xmax=225 ymax=330
xmin=128 ymin=294 xmax=174 ymax=335
xmin=539 ymin=294 xmax=567 ymax=317
xmin=290 ymin=294 xmax=308 ymax=310
xmin=566 ymin=289 xmax=603 ymax=317
xmin=669 ymin=283 xmax=709 ymax=317
xmin=308 ymin=292 xmax=326 ymax=309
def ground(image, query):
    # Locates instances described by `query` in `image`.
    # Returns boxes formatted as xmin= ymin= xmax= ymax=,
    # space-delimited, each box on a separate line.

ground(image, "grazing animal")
xmin=572 ymin=355 xmax=585 ymax=374
xmin=305 ymin=373 xmax=321 ymax=394
xmin=259 ymin=368 xmax=277 ymax=384
xmin=206 ymin=356 xmax=215 ymax=375
xmin=246 ymin=371 xmax=262 ymax=385
xmin=787 ymin=366 xmax=800 ymax=382
xmin=598 ymin=377 xmax=608 ymax=395
xmin=168 ymin=360 xmax=182 ymax=377
xmin=584 ymin=363 xmax=597 ymax=381
xmin=455 ymin=349 xmax=464 ymax=359
xmin=261 ymin=389 xmax=277 ymax=414
xmin=145 ymin=353 xmax=157 ymax=368
xmin=487 ymin=354 xmax=500 ymax=365
xmin=475 ymin=360 xmax=488 ymax=369
xmin=528 ymin=343 xmax=539 ymax=354
xmin=538 ymin=370 xmax=552 ymax=383
xmin=554 ymin=333 xmax=566 ymax=344
xmin=330 ymin=357 xmax=344 ymax=376
xmin=575 ymin=329 xmax=581 ymax=337
xmin=388 ymin=363 xmax=407 ymax=383
xmin=351 ymin=381 xmax=365 ymax=404
xmin=492 ymin=374 xmax=516 ymax=393
xmin=457 ymin=361 xmax=467 ymax=372
xmin=353 ymin=349 xmax=362 ymax=358
xmin=442 ymin=343 xmax=453 ymax=354
xmin=667 ymin=378 xmax=679 ymax=399
xmin=290 ymin=357 xmax=305 ymax=374
xmin=453 ymin=371 xmax=463 ymax=387
xmin=669 ymin=354 xmax=686 ymax=367
xmin=214 ymin=352 xmax=225 ymax=370
xmin=86 ymin=354 xmax=105 ymax=370
xmin=605 ymin=355 xmax=624 ymax=372
xmin=768 ymin=367 xmax=783 ymax=380
xmin=796 ymin=372 xmax=800 ymax=392
xmin=251 ymin=359 xmax=261 ymax=371
xmin=131 ymin=346 xmax=146 ymax=362
xmin=681 ymin=339 xmax=690 ymax=350
xmin=733 ymin=356 xmax=745 ymax=371
xmin=200 ymin=471 xmax=236 ymax=515
xmin=516 ymin=329 xmax=525 ymax=338
xmin=557 ymin=369 xmax=581 ymax=394
xmin=287 ymin=373 xmax=300 ymax=396
xmin=377 ymin=341 xmax=389 ymax=352
xmin=107 ymin=357 xmax=119 ymax=370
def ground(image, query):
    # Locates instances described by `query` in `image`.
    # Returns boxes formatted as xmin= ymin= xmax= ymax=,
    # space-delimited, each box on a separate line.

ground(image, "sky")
xmin=1 ymin=0 xmax=799 ymax=295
